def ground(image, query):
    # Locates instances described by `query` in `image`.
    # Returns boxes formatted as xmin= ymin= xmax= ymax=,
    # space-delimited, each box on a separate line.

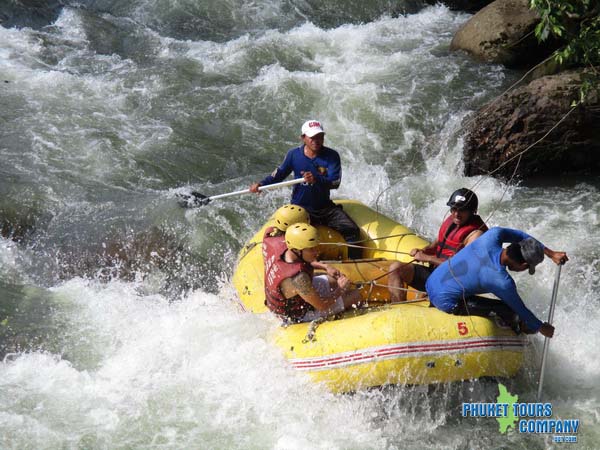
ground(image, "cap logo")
xmin=454 ymin=195 xmax=466 ymax=203
xmin=301 ymin=120 xmax=325 ymax=137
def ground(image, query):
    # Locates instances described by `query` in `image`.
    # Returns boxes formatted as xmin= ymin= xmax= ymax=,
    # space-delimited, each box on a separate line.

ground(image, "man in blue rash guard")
xmin=249 ymin=120 xmax=361 ymax=259
xmin=425 ymin=227 xmax=569 ymax=337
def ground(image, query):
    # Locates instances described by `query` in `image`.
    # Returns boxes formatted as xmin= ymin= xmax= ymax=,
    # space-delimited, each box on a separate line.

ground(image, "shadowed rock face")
xmin=0 ymin=0 xmax=64 ymax=29
xmin=0 ymin=205 xmax=48 ymax=243
xmin=52 ymin=226 xmax=208 ymax=297
xmin=463 ymin=71 xmax=600 ymax=180
xmin=1 ymin=215 xmax=35 ymax=243
xmin=423 ymin=0 xmax=495 ymax=13
xmin=449 ymin=0 xmax=551 ymax=68
xmin=54 ymin=227 xmax=180 ymax=279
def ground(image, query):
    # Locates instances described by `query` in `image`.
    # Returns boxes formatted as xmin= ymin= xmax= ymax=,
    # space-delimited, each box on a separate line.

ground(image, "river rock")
xmin=463 ymin=70 xmax=600 ymax=179
xmin=449 ymin=0 xmax=546 ymax=67
xmin=424 ymin=0 xmax=495 ymax=12
xmin=0 ymin=0 xmax=63 ymax=29
xmin=0 ymin=205 xmax=43 ymax=243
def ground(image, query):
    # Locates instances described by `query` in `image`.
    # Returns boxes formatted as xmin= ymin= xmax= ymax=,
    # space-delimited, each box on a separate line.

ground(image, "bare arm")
xmin=463 ymin=229 xmax=484 ymax=246
xmin=544 ymin=248 xmax=569 ymax=265
xmin=412 ymin=250 xmax=444 ymax=267
xmin=281 ymin=273 xmax=334 ymax=311
xmin=311 ymin=261 xmax=341 ymax=279
xmin=416 ymin=240 xmax=439 ymax=256
xmin=414 ymin=230 xmax=484 ymax=267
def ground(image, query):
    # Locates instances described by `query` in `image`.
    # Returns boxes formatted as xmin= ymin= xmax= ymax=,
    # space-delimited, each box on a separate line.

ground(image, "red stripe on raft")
xmin=293 ymin=339 xmax=523 ymax=365
xmin=288 ymin=337 xmax=526 ymax=371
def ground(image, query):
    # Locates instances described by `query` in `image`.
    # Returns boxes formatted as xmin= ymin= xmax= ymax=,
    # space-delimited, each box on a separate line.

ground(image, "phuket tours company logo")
xmin=461 ymin=383 xmax=580 ymax=443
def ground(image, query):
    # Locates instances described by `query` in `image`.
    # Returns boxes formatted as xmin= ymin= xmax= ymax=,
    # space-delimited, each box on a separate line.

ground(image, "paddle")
xmin=176 ymin=178 xmax=305 ymax=208
xmin=536 ymin=263 xmax=563 ymax=401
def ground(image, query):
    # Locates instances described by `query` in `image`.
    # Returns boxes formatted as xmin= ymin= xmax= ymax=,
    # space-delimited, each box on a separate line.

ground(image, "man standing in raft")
xmin=263 ymin=222 xmax=361 ymax=323
xmin=250 ymin=120 xmax=361 ymax=259
xmin=425 ymin=227 xmax=568 ymax=337
xmin=388 ymin=188 xmax=488 ymax=302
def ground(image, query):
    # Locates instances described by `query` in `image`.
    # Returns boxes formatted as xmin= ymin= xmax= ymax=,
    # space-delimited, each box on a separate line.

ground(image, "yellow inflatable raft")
xmin=232 ymin=200 xmax=525 ymax=393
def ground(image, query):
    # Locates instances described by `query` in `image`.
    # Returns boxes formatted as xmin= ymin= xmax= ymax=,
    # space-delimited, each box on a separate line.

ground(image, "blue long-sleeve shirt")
xmin=259 ymin=145 xmax=341 ymax=212
xmin=425 ymin=227 xmax=545 ymax=331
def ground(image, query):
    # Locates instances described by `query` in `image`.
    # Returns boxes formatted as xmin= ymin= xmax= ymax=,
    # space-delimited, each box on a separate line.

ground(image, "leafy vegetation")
xmin=530 ymin=0 xmax=599 ymax=103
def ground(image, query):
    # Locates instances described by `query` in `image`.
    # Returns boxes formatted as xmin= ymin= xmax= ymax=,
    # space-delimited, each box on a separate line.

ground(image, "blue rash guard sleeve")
xmin=491 ymin=228 xmax=545 ymax=330
xmin=260 ymin=147 xmax=341 ymax=189
xmin=259 ymin=150 xmax=294 ymax=186
xmin=426 ymin=227 xmax=547 ymax=331
xmin=490 ymin=278 xmax=544 ymax=331
xmin=257 ymin=146 xmax=342 ymax=211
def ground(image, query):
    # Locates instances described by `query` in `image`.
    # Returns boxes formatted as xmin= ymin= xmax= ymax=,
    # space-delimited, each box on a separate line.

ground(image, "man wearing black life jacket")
xmin=388 ymin=188 xmax=488 ymax=302
xmin=263 ymin=222 xmax=361 ymax=323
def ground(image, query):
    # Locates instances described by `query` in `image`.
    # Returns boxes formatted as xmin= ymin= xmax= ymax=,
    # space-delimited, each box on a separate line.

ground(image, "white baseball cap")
xmin=301 ymin=120 xmax=325 ymax=137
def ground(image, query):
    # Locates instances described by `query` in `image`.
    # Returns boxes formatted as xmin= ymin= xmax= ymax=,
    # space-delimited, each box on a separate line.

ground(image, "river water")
xmin=1 ymin=1 xmax=598 ymax=449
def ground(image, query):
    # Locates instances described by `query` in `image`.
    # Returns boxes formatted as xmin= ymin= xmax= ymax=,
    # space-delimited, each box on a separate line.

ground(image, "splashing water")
xmin=1 ymin=1 xmax=599 ymax=448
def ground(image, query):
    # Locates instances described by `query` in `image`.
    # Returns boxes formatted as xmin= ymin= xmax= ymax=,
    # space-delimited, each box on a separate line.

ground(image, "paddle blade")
xmin=176 ymin=191 xmax=211 ymax=208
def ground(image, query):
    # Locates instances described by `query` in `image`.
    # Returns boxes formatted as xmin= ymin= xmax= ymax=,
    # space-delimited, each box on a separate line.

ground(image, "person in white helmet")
xmin=250 ymin=120 xmax=361 ymax=259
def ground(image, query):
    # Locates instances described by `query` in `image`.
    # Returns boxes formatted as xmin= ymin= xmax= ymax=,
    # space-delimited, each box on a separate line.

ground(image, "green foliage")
xmin=530 ymin=0 xmax=599 ymax=103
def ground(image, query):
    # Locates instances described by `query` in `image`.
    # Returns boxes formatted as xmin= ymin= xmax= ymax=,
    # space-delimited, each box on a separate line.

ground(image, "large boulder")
xmin=450 ymin=0 xmax=547 ymax=67
xmin=463 ymin=70 xmax=600 ymax=179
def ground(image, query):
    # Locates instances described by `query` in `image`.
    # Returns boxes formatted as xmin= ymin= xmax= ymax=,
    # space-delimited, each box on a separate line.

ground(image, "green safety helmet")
xmin=285 ymin=223 xmax=320 ymax=251
xmin=274 ymin=204 xmax=310 ymax=231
